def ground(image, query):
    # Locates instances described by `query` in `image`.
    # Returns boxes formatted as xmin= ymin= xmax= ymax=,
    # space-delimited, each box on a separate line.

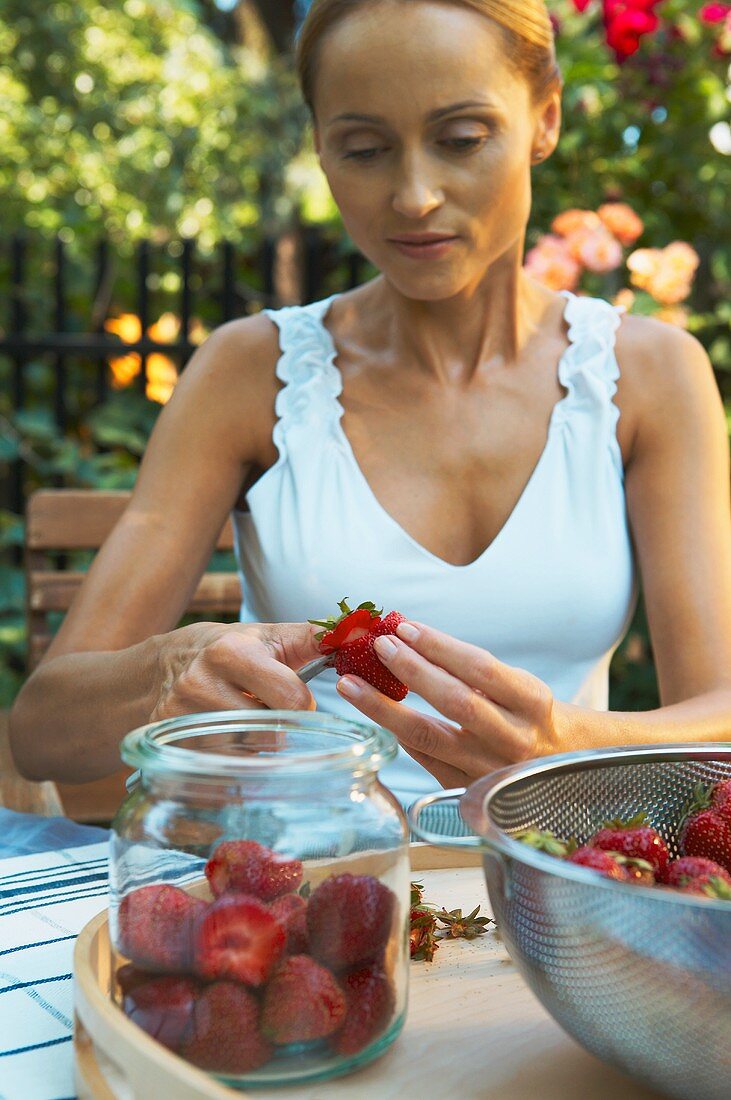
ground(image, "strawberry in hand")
xmin=310 ymin=598 xmax=409 ymax=701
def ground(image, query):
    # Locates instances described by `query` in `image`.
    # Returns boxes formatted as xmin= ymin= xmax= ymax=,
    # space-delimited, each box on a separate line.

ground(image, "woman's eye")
xmin=342 ymin=136 xmax=486 ymax=162
xmin=442 ymin=137 xmax=486 ymax=152
xmin=343 ymin=147 xmax=384 ymax=161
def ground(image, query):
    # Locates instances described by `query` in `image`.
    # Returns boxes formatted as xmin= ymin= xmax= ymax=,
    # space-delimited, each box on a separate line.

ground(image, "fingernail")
xmin=337 ymin=676 xmax=361 ymax=699
xmin=374 ymin=635 xmax=398 ymax=659
xmin=396 ymin=621 xmax=419 ymax=642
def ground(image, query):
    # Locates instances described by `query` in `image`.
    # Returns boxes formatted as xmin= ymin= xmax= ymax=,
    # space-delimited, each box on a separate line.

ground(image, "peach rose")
xmin=551 ymin=209 xmax=601 ymax=238
xmin=598 ymin=203 xmax=644 ymax=247
xmin=613 ymin=288 xmax=636 ymax=312
xmin=626 ymin=248 xmax=659 ymax=290
xmin=628 ymin=242 xmax=699 ymax=304
xmin=647 ymin=270 xmax=694 ymax=305
xmin=570 ymin=225 xmax=623 ymax=273
xmin=524 ymin=234 xmax=581 ymax=291
xmin=662 ymin=241 xmax=700 ymax=278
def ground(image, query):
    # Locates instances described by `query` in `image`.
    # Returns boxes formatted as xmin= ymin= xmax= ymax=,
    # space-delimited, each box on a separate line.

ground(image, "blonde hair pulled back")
xmin=296 ymin=0 xmax=561 ymax=116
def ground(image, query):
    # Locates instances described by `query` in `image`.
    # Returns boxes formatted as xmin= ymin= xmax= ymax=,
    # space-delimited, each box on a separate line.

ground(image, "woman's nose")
xmin=391 ymin=153 xmax=444 ymax=218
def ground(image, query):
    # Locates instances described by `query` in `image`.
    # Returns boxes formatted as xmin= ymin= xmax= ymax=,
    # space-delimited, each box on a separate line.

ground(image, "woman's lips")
xmin=388 ymin=237 xmax=459 ymax=259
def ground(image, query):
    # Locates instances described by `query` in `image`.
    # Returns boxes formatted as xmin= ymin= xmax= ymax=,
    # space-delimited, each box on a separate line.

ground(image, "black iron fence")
xmin=1 ymin=228 xmax=367 ymax=512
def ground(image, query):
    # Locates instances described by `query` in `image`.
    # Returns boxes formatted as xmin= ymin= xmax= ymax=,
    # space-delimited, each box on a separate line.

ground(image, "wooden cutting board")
xmin=74 ymin=844 xmax=664 ymax=1100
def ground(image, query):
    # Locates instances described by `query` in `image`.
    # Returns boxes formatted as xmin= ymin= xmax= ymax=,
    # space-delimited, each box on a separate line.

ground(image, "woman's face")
xmin=313 ymin=0 xmax=559 ymax=300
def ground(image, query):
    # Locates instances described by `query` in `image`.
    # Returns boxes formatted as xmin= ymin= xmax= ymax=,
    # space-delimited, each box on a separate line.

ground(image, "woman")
xmin=10 ymin=0 xmax=731 ymax=805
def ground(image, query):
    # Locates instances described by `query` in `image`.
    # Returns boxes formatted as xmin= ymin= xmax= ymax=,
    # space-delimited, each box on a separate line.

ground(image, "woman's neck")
xmin=368 ymin=252 xmax=558 ymax=386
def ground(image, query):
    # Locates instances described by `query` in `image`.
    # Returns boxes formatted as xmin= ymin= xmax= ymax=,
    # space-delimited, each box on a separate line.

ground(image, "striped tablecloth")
xmin=0 ymin=813 xmax=109 ymax=1100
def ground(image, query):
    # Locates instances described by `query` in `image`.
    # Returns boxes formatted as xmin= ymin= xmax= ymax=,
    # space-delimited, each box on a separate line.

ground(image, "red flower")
xmin=700 ymin=3 xmax=731 ymax=23
xmin=604 ymin=2 xmax=662 ymax=60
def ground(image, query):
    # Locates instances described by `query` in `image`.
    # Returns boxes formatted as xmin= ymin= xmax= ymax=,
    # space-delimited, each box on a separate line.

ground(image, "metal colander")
xmin=409 ymin=743 xmax=731 ymax=1100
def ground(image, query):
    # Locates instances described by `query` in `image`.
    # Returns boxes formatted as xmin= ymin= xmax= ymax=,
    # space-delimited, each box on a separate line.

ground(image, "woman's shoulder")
xmin=613 ymin=311 xmax=720 ymax=457
xmin=614 ymin=311 xmax=714 ymax=398
xmin=198 ymin=310 xmax=284 ymax=375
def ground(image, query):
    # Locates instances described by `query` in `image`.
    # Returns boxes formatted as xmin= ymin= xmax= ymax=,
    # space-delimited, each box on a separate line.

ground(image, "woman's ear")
xmin=531 ymin=90 xmax=562 ymax=163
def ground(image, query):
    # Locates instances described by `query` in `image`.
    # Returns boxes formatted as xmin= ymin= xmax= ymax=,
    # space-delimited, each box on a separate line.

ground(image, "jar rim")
xmin=120 ymin=710 xmax=398 ymax=780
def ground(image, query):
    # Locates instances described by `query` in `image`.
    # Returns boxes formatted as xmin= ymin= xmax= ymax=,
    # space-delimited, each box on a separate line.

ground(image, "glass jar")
xmin=109 ymin=710 xmax=409 ymax=1087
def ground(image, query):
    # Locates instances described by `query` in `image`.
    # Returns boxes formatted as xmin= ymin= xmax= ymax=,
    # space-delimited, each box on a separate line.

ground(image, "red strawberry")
xmin=335 ymin=637 xmax=409 ymax=701
xmin=332 ymin=963 xmax=396 ymax=1056
xmin=123 ymin=974 xmax=198 ymax=1051
xmin=261 ymin=955 xmax=346 ymax=1044
xmin=680 ymin=809 xmax=731 ymax=873
xmin=205 ymin=839 xmax=302 ymax=901
xmin=193 ymin=893 xmax=285 ymax=985
xmin=568 ymin=847 xmax=632 ymax=881
xmin=181 ymin=981 xmax=273 ymax=1072
xmin=269 ymin=893 xmax=309 ymax=954
xmin=311 ymin=598 xmax=408 ymax=701
xmin=590 ymin=813 xmax=669 ymax=879
xmin=310 ymin=598 xmax=382 ymax=654
xmin=372 ymin=611 xmax=407 ymax=637
xmin=116 ymin=963 xmax=154 ymax=997
xmin=710 ymin=779 xmax=731 ymax=821
xmin=665 ymin=856 xmax=731 ymax=896
xmin=116 ymin=884 xmax=206 ymax=972
xmin=307 ymin=873 xmax=396 ymax=970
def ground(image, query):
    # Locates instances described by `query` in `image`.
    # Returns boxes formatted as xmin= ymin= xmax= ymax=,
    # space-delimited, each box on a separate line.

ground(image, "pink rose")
xmin=524 ymin=235 xmax=582 ymax=292
xmin=571 ymin=226 xmax=624 ymax=273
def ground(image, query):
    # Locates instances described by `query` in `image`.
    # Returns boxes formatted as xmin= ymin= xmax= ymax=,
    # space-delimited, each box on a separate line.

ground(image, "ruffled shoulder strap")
xmin=555 ymin=291 xmax=624 ymax=469
xmin=262 ymin=295 xmax=344 ymax=454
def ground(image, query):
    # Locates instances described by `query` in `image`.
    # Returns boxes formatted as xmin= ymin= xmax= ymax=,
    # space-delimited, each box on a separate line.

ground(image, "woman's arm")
xmin=335 ymin=319 xmax=731 ymax=787
xmin=9 ymin=314 xmax=320 ymax=783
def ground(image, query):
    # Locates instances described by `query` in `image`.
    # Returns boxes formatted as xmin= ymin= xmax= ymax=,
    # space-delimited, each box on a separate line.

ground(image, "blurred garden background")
xmin=1 ymin=0 xmax=730 ymax=707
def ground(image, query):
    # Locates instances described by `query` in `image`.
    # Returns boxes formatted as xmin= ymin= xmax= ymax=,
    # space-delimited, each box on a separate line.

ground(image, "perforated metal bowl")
xmin=409 ymin=744 xmax=731 ymax=1100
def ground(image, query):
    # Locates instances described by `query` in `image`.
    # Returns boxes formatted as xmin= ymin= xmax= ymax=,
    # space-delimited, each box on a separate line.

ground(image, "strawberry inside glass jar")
xmin=110 ymin=710 xmax=410 ymax=1086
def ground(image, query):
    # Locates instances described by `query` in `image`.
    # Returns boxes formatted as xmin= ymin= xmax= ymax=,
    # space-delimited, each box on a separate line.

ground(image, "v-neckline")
xmin=314 ymin=290 xmax=577 ymax=571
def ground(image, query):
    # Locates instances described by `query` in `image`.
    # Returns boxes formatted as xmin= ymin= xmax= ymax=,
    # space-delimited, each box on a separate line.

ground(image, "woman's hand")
xmin=152 ymin=620 xmax=322 ymax=720
xmin=336 ymin=620 xmax=563 ymax=788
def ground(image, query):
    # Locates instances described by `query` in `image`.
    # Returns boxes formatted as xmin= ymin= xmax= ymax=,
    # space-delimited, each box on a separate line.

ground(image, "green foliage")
xmin=1 ymin=0 xmax=309 ymax=247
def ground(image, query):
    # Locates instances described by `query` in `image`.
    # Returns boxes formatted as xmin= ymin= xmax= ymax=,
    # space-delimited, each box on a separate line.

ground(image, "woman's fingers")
xmin=337 ymin=675 xmax=460 ymax=760
xmin=364 ymin=629 xmax=512 ymax=739
xmin=260 ymin=622 xmax=323 ymax=671
xmin=191 ymin=624 xmax=319 ymax=712
xmin=403 ymin=746 xmax=471 ymax=791
xmin=392 ymin=622 xmax=551 ymax=717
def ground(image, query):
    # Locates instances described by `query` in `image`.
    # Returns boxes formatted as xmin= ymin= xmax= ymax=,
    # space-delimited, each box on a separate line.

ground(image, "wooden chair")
xmin=0 ymin=489 xmax=241 ymax=823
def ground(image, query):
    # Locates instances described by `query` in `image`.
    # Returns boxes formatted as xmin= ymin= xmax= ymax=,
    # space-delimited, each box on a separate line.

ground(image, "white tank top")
xmin=232 ymin=290 xmax=637 ymax=804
